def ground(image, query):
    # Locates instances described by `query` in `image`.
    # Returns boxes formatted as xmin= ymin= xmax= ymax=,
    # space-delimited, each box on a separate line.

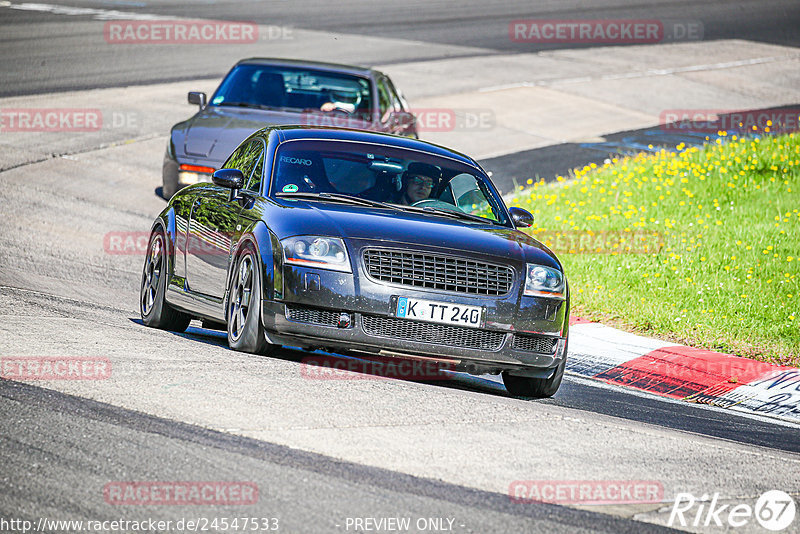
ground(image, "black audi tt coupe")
xmin=142 ymin=126 xmax=570 ymax=397
xmin=162 ymin=58 xmax=417 ymax=198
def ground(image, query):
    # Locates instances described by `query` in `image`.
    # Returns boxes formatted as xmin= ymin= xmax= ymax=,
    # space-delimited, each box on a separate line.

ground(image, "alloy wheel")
xmin=229 ymin=254 xmax=254 ymax=341
xmin=141 ymin=234 xmax=163 ymax=316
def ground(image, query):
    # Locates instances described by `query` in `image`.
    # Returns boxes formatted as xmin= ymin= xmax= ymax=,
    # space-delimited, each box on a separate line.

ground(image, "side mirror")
xmin=188 ymin=91 xmax=207 ymax=110
xmin=212 ymin=168 xmax=244 ymax=190
xmin=509 ymin=207 xmax=534 ymax=228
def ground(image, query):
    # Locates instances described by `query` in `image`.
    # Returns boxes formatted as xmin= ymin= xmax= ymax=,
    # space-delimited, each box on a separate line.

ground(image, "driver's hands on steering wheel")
xmin=320 ymin=102 xmax=354 ymax=114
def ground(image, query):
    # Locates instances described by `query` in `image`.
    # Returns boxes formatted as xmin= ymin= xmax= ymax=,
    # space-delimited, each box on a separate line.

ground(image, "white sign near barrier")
xmin=719 ymin=370 xmax=800 ymax=422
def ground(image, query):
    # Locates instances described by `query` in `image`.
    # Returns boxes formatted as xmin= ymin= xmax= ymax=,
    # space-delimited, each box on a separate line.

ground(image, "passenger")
xmin=396 ymin=162 xmax=441 ymax=205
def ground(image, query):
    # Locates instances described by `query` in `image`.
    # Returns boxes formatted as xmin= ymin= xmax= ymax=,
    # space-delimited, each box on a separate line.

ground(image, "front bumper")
xmin=261 ymin=249 xmax=569 ymax=372
xmin=263 ymin=301 xmax=566 ymax=372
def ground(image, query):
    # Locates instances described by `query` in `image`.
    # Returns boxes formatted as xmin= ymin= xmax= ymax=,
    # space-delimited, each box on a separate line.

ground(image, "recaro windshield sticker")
xmin=280 ymin=156 xmax=312 ymax=166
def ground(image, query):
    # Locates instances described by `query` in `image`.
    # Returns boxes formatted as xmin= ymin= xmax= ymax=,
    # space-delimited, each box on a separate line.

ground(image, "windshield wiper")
xmin=276 ymin=192 xmax=500 ymax=224
xmin=217 ymin=102 xmax=276 ymax=111
xmin=275 ymin=192 xmax=401 ymax=211
xmin=399 ymin=205 xmax=500 ymax=225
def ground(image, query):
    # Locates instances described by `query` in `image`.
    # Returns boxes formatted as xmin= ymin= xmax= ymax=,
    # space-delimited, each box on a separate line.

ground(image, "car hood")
xmin=178 ymin=106 xmax=372 ymax=164
xmin=270 ymin=200 xmax=560 ymax=270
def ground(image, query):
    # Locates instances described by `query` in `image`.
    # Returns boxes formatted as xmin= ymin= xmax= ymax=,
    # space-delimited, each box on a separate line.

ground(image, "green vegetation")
xmin=509 ymin=132 xmax=800 ymax=365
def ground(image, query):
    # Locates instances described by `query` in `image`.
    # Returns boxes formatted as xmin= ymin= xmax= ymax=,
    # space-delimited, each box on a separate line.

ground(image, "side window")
xmin=245 ymin=148 xmax=264 ymax=193
xmin=224 ymin=139 xmax=264 ymax=191
xmin=386 ymin=78 xmax=405 ymax=111
xmin=377 ymin=79 xmax=393 ymax=123
xmin=222 ymin=143 xmax=248 ymax=172
xmin=445 ymin=173 xmax=501 ymax=222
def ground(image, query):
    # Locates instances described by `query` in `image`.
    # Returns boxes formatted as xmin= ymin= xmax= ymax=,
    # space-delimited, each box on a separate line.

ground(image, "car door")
xmin=185 ymin=138 xmax=264 ymax=300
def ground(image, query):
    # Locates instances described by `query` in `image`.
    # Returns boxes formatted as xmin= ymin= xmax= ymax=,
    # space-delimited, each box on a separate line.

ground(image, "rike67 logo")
xmin=669 ymin=490 xmax=796 ymax=531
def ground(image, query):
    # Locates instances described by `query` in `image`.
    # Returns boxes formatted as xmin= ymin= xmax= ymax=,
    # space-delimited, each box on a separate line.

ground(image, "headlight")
xmin=282 ymin=236 xmax=351 ymax=272
xmin=524 ymin=263 xmax=565 ymax=299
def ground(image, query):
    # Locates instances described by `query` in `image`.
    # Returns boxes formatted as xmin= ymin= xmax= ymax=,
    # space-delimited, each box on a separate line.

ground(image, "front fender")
xmin=561 ymin=280 xmax=571 ymax=338
xmin=148 ymin=206 xmax=192 ymax=314
xmin=149 ymin=206 xmax=177 ymax=279
xmin=226 ymin=221 xmax=282 ymax=319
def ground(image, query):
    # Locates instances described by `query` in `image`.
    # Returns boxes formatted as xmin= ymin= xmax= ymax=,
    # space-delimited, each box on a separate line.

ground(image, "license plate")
xmin=395 ymin=297 xmax=482 ymax=328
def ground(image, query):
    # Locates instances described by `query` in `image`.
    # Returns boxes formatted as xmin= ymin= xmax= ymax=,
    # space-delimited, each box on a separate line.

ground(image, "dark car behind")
xmin=163 ymin=58 xmax=417 ymax=198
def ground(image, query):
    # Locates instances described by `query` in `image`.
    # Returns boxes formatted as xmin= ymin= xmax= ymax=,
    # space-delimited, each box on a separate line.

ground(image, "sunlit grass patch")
xmin=509 ymin=132 xmax=800 ymax=365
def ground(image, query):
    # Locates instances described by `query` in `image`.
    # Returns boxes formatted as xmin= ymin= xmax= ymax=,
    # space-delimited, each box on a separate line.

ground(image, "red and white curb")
xmin=567 ymin=317 xmax=800 ymax=423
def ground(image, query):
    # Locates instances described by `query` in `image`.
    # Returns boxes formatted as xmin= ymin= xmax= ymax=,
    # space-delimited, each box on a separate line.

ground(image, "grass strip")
xmin=508 ymin=132 xmax=799 ymax=365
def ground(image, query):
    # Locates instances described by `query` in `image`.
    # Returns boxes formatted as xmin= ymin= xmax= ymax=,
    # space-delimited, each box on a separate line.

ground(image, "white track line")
xmin=479 ymin=55 xmax=800 ymax=92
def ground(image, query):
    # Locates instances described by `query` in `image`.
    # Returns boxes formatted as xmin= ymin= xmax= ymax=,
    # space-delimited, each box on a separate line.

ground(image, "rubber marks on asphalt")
xmin=566 ymin=320 xmax=800 ymax=423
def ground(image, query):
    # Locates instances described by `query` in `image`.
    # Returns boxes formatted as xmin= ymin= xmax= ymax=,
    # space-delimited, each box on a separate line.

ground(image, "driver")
xmin=397 ymin=162 xmax=441 ymax=205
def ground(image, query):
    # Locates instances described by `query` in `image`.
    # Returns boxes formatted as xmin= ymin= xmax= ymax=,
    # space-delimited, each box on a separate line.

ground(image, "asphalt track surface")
xmin=1 ymin=1 xmax=800 ymax=533
xmin=1 ymin=379 xmax=673 ymax=534
xmin=1 ymin=0 xmax=799 ymax=96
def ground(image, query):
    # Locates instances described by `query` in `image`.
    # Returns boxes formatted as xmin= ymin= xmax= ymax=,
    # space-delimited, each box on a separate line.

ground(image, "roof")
xmin=235 ymin=57 xmax=377 ymax=78
xmin=262 ymin=126 xmax=480 ymax=169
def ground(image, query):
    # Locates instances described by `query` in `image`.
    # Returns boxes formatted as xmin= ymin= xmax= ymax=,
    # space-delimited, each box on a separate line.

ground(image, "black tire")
xmin=162 ymin=176 xmax=177 ymax=200
xmin=502 ymin=352 xmax=567 ymax=398
xmin=140 ymin=228 xmax=191 ymax=332
xmin=227 ymin=244 xmax=273 ymax=355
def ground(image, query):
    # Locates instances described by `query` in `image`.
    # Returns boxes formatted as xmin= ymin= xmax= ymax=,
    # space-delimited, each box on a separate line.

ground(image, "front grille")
xmin=363 ymin=249 xmax=514 ymax=296
xmin=512 ymin=334 xmax=558 ymax=354
xmin=285 ymin=305 xmax=340 ymax=327
xmin=362 ymin=314 xmax=506 ymax=351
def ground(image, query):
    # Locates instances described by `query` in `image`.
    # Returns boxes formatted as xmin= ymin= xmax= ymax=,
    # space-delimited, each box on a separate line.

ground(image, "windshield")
xmin=270 ymin=140 xmax=509 ymax=225
xmin=210 ymin=64 xmax=373 ymax=122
